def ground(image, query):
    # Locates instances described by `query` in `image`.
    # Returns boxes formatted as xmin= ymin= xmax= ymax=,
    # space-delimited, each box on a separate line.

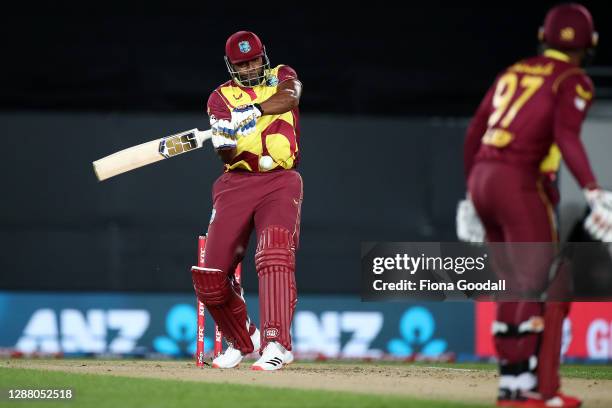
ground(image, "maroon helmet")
xmin=539 ymin=3 xmax=598 ymax=50
xmin=224 ymin=31 xmax=270 ymax=87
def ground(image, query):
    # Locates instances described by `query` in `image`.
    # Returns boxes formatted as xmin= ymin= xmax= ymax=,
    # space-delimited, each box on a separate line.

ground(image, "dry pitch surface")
xmin=3 ymin=359 xmax=612 ymax=407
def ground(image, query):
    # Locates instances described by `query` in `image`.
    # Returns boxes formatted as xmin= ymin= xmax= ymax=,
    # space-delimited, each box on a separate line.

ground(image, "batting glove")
xmin=230 ymin=104 xmax=262 ymax=137
xmin=584 ymin=188 xmax=612 ymax=242
xmin=210 ymin=118 xmax=237 ymax=150
xmin=456 ymin=197 xmax=485 ymax=242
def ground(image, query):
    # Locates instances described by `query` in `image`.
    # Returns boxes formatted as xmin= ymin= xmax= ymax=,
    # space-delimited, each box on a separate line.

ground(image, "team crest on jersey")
xmin=238 ymin=41 xmax=251 ymax=53
xmin=266 ymin=75 xmax=279 ymax=86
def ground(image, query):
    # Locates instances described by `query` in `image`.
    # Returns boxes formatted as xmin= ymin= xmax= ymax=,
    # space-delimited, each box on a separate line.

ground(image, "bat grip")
xmin=196 ymin=129 xmax=213 ymax=145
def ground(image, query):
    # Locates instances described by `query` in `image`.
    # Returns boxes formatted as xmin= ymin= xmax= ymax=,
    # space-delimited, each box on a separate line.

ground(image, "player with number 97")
xmin=458 ymin=3 xmax=608 ymax=408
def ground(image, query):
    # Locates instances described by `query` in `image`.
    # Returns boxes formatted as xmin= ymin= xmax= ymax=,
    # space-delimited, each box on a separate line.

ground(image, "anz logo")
xmin=293 ymin=311 xmax=384 ymax=358
xmin=15 ymin=309 xmax=150 ymax=353
xmin=387 ymin=307 xmax=447 ymax=357
xmin=154 ymin=304 xmax=212 ymax=356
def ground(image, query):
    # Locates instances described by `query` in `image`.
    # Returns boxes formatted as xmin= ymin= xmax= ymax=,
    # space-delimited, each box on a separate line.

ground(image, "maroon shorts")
xmin=203 ymin=169 xmax=303 ymax=275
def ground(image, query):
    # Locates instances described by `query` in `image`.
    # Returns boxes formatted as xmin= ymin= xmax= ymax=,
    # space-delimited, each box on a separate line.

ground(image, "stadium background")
xmin=1 ymin=2 xmax=612 ymax=361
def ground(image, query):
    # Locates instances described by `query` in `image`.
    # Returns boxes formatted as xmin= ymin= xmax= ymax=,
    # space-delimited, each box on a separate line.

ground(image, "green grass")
xmin=2 ymin=361 xmax=609 ymax=408
xmin=379 ymin=361 xmax=612 ymax=380
xmin=0 ymin=367 xmax=486 ymax=408
xmin=558 ymin=364 xmax=612 ymax=380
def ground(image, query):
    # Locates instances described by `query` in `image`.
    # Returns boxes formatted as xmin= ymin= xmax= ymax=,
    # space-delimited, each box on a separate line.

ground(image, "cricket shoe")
xmin=497 ymin=392 xmax=582 ymax=407
xmin=251 ymin=342 xmax=293 ymax=371
xmin=211 ymin=327 xmax=260 ymax=369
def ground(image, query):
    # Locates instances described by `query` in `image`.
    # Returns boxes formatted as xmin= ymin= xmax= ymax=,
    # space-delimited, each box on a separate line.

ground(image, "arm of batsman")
xmin=584 ymin=189 xmax=612 ymax=242
xmin=230 ymin=104 xmax=262 ymax=137
xmin=210 ymin=118 xmax=237 ymax=150
xmin=456 ymin=197 xmax=485 ymax=242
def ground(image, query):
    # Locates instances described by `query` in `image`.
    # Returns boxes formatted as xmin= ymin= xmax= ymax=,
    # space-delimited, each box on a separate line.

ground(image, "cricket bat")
xmin=92 ymin=128 xmax=212 ymax=181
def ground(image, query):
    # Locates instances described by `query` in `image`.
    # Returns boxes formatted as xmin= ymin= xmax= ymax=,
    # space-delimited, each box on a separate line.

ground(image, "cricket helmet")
xmin=224 ymin=31 xmax=270 ymax=87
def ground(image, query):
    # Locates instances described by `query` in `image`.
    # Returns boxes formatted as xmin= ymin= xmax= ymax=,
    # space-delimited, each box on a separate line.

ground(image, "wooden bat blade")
xmin=93 ymin=129 xmax=212 ymax=181
xmin=93 ymin=139 xmax=165 ymax=181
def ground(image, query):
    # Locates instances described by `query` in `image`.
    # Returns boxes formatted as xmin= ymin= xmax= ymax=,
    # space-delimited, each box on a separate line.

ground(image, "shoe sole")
xmin=251 ymin=366 xmax=283 ymax=371
xmin=495 ymin=399 xmax=581 ymax=408
xmin=251 ymin=358 xmax=293 ymax=371
xmin=495 ymin=402 xmax=536 ymax=407
xmin=212 ymin=363 xmax=240 ymax=369
xmin=251 ymin=364 xmax=284 ymax=371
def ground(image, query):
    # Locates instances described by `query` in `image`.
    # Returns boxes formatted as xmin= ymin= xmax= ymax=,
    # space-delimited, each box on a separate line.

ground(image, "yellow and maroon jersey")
xmin=207 ymin=65 xmax=300 ymax=172
xmin=464 ymin=49 xmax=597 ymax=188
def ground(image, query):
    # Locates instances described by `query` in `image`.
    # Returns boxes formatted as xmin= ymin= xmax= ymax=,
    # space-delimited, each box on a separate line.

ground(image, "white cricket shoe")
xmin=212 ymin=327 xmax=260 ymax=369
xmin=251 ymin=341 xmax=293 ymax=371
xmin=211 ymin=342 xmax=242 ymax=369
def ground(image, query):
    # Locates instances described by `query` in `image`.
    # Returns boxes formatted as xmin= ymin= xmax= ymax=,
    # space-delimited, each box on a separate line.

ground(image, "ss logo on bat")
xmin=159 ymin=133 xmax=198 ymax=158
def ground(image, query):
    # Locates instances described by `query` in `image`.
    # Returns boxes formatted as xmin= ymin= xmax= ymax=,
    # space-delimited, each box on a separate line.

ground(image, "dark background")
xmin=1 ymin=2 xmax=611 ymax=294
xmin=3 ymin=2 xmax=611 ymax=114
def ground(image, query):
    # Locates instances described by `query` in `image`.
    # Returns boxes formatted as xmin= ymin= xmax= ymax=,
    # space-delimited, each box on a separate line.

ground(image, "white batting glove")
xmin=210 ymin=118 xmax=237 ymax=150
xmin=230 ymin=104 xmax=262 ymax=137
xmin=584 ymin=188 xmax=612 ymax=242
xmin=456 ymin=197 xmax=485 ymax=242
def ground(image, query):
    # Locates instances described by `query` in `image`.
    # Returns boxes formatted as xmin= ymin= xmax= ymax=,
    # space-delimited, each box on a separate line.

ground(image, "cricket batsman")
xmin=458 ymin=4 xmax=612 ymax=407
xmin=191 ymin=31 xmax=303 ymax=371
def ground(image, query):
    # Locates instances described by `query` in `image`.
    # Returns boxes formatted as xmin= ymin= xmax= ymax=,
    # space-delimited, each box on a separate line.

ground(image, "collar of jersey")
xmin=543 ymin=49 xmax=570 ymax=62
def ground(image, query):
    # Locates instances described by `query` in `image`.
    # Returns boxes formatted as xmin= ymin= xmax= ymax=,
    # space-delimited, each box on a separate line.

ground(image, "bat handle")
xmin=196 ymin=129 xmax=213 ymax=145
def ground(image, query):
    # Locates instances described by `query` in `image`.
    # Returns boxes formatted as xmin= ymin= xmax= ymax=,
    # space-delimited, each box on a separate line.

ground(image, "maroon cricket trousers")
xmin=469 ymin=160 xmax=569 ymax=398
xmin=203 ymin=169 xmax=303 ymax=352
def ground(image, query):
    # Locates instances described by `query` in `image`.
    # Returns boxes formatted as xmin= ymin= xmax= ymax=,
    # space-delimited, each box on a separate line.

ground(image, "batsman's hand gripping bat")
xmin=92 ymin=128 xmax=212 ymax=181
